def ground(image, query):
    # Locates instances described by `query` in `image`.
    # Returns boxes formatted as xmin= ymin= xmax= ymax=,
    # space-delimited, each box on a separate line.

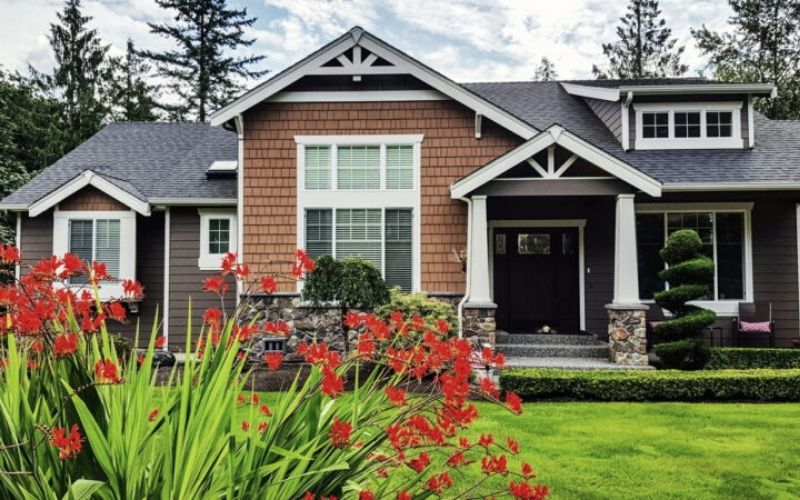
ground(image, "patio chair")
xmin=732 ymin=302 xmax=775 ymax=348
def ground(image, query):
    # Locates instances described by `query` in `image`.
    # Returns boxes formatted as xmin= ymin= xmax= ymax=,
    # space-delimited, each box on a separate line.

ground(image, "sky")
xmin=0 ymin=0 xmax=735 ymax=83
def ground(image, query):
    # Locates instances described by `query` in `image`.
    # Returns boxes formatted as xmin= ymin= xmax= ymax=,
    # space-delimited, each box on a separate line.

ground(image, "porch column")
xmin=607 ymin=193 xmax=648 ymax=365
xmin=463 ymin=195 xmax=496 ymax=346
xmin=467 ymin=195 xmax=493 ymax=306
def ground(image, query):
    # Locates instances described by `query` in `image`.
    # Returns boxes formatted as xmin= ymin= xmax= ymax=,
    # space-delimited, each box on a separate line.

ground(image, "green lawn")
xmin=468 ymin=402 xmax=800 ymax=499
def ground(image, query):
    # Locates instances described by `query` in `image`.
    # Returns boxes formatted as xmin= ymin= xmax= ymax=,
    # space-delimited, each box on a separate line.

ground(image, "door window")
xmin=518 ymin=233 xmax=550 ymax=255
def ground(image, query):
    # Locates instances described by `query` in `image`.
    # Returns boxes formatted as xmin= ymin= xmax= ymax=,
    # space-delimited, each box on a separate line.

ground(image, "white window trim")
xmin=52 ymin=210 xmax=137 ymax=300
xmin=636 ymin=202 xmax=754 ymax=316
xmin=634 ymin=102 xmax=743 ymax=150
xmin=296 ymin=135 xmax=422 ymax=292
xmin=198 ymin=208 xmax=238 ymax=270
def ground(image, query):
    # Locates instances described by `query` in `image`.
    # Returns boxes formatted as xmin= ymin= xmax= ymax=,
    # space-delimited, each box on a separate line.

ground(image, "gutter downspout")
xmin=234 ymin=114 xmax=244 ymax=306
xmin=456 ymin=196 xmax=472 ymax=338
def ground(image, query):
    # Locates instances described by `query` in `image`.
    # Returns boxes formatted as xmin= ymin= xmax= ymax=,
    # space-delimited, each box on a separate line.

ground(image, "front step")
xmin=498 ymin=343 xmax=608 ymax=358
xmin=495 ymin=333 xmax=603 ymax=346
xmin=503 ymin=356 xmax=655 ymax=370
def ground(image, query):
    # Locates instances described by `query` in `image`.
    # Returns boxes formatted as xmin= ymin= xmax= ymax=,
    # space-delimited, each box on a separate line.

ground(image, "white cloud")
xmin=0 ymin=0 xmax=734 ymax=82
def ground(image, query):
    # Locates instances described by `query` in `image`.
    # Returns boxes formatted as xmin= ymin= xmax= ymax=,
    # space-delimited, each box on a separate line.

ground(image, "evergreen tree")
xmin=110 ymin=39 xmax=161 ymax=121
xmin=593 ymin=0 xmax=688 ymax=79
xmin=533 ymin=57 xmax=559 ymax=81
xmin=31 ymin=0 xmax=111 ymax=149
xmin=692 ymin=0 xmax=800 ymax=119
xmin=141 ymin=0 xmax=268 ymax=122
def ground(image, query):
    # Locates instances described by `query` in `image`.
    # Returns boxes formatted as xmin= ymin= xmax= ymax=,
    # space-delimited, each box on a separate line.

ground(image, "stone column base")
xmin=605 ymin=303 xmax=649 ymax=366
xmin=462 ymin=304 xmax=497 ymax=347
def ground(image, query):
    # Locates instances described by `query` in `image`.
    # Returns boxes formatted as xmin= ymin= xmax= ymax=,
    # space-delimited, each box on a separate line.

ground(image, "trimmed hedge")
xmin=500 ymin=368 xmax=800 ymax=402
xmin=706 ymin=348 xmax=800 ymax=370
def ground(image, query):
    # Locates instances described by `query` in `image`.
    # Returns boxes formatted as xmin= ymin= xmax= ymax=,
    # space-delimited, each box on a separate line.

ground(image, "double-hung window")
xmin=635 ymin=103 xmax=743 ymax=149
xmin=635 ymin=205 xmax=752 ymax=314
xmin=53 ymin=210 xmax=136 ymax=298
xmin=296 ymin=135 xmax=422 ymax=291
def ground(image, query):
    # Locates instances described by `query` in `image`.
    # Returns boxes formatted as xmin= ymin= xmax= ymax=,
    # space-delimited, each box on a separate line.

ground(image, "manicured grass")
xmin=239 ymin=393 xmax=800 ymax=498
xmin=468 ymin=402 xmax=800 ymax=499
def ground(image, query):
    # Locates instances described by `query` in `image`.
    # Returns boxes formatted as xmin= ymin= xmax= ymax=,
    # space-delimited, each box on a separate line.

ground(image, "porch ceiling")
xmin=450 ymin=125 xmax=662 ymax=198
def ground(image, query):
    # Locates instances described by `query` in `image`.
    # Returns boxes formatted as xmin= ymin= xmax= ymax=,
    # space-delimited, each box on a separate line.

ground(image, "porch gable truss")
xmin=450 ymin=125 xmax=663 ymax=198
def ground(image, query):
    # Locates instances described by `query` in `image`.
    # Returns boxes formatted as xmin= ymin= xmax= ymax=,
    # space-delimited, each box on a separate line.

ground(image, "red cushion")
xmin=738 ymin=320 xmax=771 ymax=333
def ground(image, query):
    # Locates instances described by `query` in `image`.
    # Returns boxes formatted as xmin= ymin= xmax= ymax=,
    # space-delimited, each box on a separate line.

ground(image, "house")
xmin=3 ymin=27 xmax=800 ymax=364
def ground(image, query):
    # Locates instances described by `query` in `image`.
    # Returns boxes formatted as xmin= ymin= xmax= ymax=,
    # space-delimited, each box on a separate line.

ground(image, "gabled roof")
xmin=209 ymin=27 xmax=537 ymax=139
xmin=0 ymin=122 xmax=237 ymax=211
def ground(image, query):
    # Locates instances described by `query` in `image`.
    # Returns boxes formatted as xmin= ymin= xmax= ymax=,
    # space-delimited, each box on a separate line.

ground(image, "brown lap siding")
xmin=242 ymin=100 xmax=521 ymax=293
xmin=168 ymin=207 xmax=235 ymax=350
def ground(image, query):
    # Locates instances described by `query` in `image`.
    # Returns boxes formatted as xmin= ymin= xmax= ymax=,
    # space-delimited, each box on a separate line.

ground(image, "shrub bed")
xmin=706 ymin=348 xmax=800 ymax=369
xmin=500 ymin=368 xmax=800 ymax=402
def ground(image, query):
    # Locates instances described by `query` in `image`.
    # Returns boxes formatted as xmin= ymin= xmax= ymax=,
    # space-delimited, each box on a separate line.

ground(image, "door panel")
xmin=493 ymin=227 xmax=580 ymax=333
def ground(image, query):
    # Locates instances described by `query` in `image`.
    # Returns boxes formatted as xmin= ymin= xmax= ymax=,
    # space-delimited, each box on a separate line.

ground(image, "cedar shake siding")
xmin=167 ymin=207 xmax=235 ymax=349
xmin=488 ymin=196 xmax=615 ymax=334
xmin=242 ymin=100 xmax=521 ymax=293
xmin=59 ymin=186 xmax=129 ymax=211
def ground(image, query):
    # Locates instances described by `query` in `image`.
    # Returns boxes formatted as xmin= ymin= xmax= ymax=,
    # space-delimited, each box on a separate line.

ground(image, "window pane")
xmin=337 ymin=146 xmax=380 ymax=190
xmin=642 ymin=112 xmax=669 ymax=138
xmin=95 ymin=220 xmax=120 ymax=278
xmin=305 ymin=209 xmax=332 ymax=260
xmin=674 ymin=112 xmax=700 ymax=138
xmin=208 ymin=218 xmax=230 ymax=254
xmin=666 ymin=212 xmax=714 ymax=298
xmin=716 ymin=213 xmax=744 ymax=300
xmin=385 ymin=209 xmax=412 ymax=291
xmin=636 ymin=214 xmax=665 ymax=300
xmin=304 ymin=146 xmax=331 ymax=190
xmin=69 ymin=220 xmax=93 ymax=284
xmin=336 ymin=208 xmax=382 ymax=269
xmin=706 ymin=111 xmax=733 ymax=138
xmin=386 ymin=145 xmax=413 ymax=190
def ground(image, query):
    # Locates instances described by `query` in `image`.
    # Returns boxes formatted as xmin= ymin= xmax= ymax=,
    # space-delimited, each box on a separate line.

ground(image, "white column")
xmin=612 ymin=194 xmax=641 ymax=305
xmin=467 ymin=195 xmax=494 ymax=305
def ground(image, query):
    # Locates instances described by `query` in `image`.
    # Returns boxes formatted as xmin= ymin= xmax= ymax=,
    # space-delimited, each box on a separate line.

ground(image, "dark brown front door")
xmin=493 ymin=227 xmax=580 ymax=333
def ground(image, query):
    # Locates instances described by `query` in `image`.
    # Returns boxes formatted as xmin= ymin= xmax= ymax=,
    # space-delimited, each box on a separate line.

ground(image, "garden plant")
xmin=652 ymin=229 xmax=716 ymax=369
xmin=0 ymin=246 xmax=547 ymax=499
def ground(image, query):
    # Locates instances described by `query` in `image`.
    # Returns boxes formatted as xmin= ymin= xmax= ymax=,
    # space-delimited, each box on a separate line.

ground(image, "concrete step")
xmin=495 ymin=333 xmax=604 ymax=346
xmin=502 ymin=356 xmax=655 ymax=370
xmin=496 ymin=343 xmax=609 ymax=359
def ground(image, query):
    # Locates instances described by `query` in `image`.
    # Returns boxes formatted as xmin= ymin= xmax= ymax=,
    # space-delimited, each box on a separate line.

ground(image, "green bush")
xmin=653 ymin=338 xmax=709 ymax=370
xmin=375 ymin=288 xmax=458 ymax=335
xmin=302 ymin=255 xmax=389 ymax=310
xmin=706 ymin=348 xmax=800 ymax=369
xmin=500 ymin=368 xmax=800 ymax=402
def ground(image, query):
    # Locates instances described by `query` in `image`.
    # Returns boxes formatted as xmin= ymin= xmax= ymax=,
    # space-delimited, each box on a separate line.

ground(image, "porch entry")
xmin=493 ymin=227 xmax=580 ymax=333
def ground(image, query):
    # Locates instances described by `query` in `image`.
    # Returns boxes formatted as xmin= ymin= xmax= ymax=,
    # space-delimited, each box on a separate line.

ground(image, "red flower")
xmin=427 ymin=472 xmax=453 ymax=493
xmin=509 ymin=481 xmax=549 ymax=500
xmin=95 ymin=359 xmax=122 ymax=384
xmin=241 ymin=420 xmax=250 ymax=432
xmin=481 ymin=454 xmax=509 ymax=476
xmin=30 ymin=339 xmax=44 ymax=354
xmin=258 ymin=421 xmax=268 ymax=434
xmin=53 ymin=333 xmax=78 ymax=357
xmin=0 ymin=244 xmax=20 ymax=264
xmin=259 ymin=404 xmax=271 ymax=416
xmin=91 ymin=261 xmax=109 ymax=281
xmin=235 ymin=263 xmax=250 ymax=280
xmin=521 ymin=462 xmax=535 ymax=479
xmin=329 ymin=417 xmax=352 ymax=448
xmin=507 ymin=436 xmax=520 ymax=454
xmin=384 ymin=386 xmax=407 ymax=406
xmin=221 ymin=252 xmax=237 ymax=274
xmin=505 ymin=391 xmax=523 ymax=414
xmin=436 ymin=318 xmax=450 ymax=334
xmin=480 ymin=376 xmax=500 ymax=399
xmin=106 ymin=302 xmax=127 ymax=321
xmin=259 ymin=276 xmax=277 ymax=294
xmin=61 ymin=253 xmax=85 ymax=277
xmin=202 ymin=276 xmax=229 ymax=294
xmin=344 ymin=311 xmax=363 ymax=329
xmin=203 ymin=307 xmax=222 ymax=324
xmin=320 ymin=365 xmax=344 ymax=398
xmin=359 ymin=491 xmax=375 ymax=500
xmin=264 ymin=320 xmax=290 ymax=336
xmin=479 ymin=433 xmax=494 ymax=450
xmin=407 ymin=452 xmax=431 ymax=472
xmin=121 ymin=279 xmax=144 ymax=299
xmin=236 ymin=394 xmax=246 ymax=405
xmin=155 ymin=336 xmax=166 ymax=349
xmin=494 ymin=352 xmax=506 ymax=368
xmin=50 ymin=424 xmax=82 ymax=460
xmin=264 ymin=352 xmax=283 ymax=370
xmin=148 ymin=408 xmax=159 ymax=421
xmin=250 ymin=394 xmax=260 ymax=405
xmin=397 ymin=492 xmax=412 ymax=500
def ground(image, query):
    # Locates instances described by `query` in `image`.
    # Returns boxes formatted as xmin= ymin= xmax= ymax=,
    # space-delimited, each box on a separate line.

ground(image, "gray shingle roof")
xmin=1 ymin=122 xmax=236 ymax=207
xmin=463 ymin=81 xmax=800 ymax=185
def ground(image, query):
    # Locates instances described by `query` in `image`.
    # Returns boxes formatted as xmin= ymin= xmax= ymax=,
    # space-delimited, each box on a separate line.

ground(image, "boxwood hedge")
xmin=706 ymin=348 xmax=800 ymax=370
xmin=500 ymin=368 xmax=800 ymax=402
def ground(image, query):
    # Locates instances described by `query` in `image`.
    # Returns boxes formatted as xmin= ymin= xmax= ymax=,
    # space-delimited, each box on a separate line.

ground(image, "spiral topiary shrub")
xmin=652 ymin=229 xmax=716 ymax=370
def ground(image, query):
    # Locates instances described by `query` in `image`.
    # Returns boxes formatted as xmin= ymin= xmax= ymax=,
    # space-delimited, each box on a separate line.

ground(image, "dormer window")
xmin=635 ymin=103 xmax=743 ymax=150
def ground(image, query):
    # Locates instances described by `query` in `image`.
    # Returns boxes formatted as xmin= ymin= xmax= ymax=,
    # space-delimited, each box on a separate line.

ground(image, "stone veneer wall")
xmin=606 ymin=305 xmax=648 ymax=365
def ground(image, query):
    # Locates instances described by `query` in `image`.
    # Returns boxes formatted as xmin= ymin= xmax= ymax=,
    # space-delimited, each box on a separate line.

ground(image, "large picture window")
xmin=636 ymin=209 xmax=749 ymax=306
xmin=305 ymin=208 xmax=413 ymax=291
xmin=68 ymin=219 xmax=120 ymax=284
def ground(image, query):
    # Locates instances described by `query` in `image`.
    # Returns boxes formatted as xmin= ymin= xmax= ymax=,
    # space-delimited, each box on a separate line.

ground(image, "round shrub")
xmin=301 ymin=255 xmax=341 ymax=305
xmin=302 ymin=255 xmax=389 ymax=310
xmin=658 ymin=229 xmax=703 ymax=264
xmin=659 ymin=257 xmax=715 ymax=285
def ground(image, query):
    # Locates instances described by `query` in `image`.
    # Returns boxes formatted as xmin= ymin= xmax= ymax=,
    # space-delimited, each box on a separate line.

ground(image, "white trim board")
xmin=270 ymin=90 xmax=448 ymax=102
xmin=209 ymin=27 xmax=536 ymax=140
xmin=450 ymin=125 xmax=662 ymax=198
xmin=29 ymin=171 xmax=150 ymax=217
xmin=488 ymin=219 xmax=587 ymax=331
xmin=162 ymin=207 xmax=170 ymax=349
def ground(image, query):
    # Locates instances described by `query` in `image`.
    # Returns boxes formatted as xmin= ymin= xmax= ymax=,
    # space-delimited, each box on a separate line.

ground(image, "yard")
xmin=459 ymin=401 xmax=800 ymax=499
